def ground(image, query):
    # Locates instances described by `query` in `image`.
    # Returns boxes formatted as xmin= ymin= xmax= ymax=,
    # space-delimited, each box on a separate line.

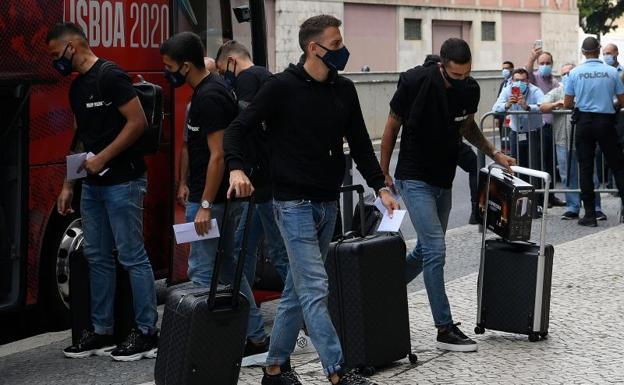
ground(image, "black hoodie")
xmin=224 ymin=63 xmax=385 ymax=201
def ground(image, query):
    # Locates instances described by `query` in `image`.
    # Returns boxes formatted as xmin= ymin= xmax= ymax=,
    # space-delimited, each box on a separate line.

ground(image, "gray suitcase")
xmin=475 ymin=165 xmax=554 ymax=342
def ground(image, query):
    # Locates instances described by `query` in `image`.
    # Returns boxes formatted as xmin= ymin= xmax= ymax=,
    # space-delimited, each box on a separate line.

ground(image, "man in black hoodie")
xmin=380 ymin=38 xmax=515 ymax=353
xmin=224 ymin=14 xmax=398 ymax=385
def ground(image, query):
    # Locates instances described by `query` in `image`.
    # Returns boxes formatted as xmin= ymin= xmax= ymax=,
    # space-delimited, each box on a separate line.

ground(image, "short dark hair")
xmin=45 ymin=22 xmax=87 ymax=44
xmin=440 ymin=38 xmax=472 ymax=65
xmin=298 ymin=15 xmax=342 ymax=54
xmin=160 ymin=32 xmax=205 ymax=69
xmin=215 ymin=40 xmax=251 ymax=63
xmin=538 ymin=51 xmax=554 ymax=64
xmin=512 ymin=68 xmax=529 ymax=79
xmin=503 ymin=60 xmax=514 ymax=68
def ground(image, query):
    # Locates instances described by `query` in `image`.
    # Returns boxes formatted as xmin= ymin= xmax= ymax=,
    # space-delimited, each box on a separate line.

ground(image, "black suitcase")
xmin=326 ymin=185 xmax=416 ymax=376
xmin=154 ymin=196 xmax=254 ymax=385
xmin=475 ymin=165 xmax=555 ymax=342
xmin=68 ymin=222 xmax=136 ymax=345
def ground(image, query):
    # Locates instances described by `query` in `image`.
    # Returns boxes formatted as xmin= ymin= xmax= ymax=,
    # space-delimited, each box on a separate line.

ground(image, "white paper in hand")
xmin=66 ymin=152 xmax=88 ymax=180
xmin=377 ymin=209 xmax=406 ymax=233
xmin=86 ymin=152 xmax=110 ymax=176
xmin=173 ymin=219 xmax=220 ymax=244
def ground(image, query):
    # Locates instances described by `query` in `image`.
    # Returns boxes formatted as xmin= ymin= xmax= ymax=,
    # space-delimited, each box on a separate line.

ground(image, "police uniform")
xmin=565 ymin=58 xmax=624 ymax=215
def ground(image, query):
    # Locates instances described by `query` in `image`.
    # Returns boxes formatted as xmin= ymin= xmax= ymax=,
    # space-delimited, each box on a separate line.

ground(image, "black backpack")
xmin=97 ymin=61 xmax=163 ymax=155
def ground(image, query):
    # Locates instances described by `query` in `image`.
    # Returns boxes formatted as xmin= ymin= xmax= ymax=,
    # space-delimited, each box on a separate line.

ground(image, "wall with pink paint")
xmin=501 ymin=11 xmax=541 ymax=69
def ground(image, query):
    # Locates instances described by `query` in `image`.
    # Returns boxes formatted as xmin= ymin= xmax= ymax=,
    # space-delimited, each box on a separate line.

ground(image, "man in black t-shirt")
xmin=46 ymin=23 xmax=158 ymax=361
xmin=160 ymin=32 xmax=270 ymax=347
xmin=215 ymin=41 xmax=290 ymax=358
xmin=380 ymin=38 xmax=515 ymax=353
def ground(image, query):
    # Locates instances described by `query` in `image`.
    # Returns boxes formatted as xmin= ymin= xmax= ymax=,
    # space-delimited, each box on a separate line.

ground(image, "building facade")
xmin=264 ymin=0 xmax=579 ymax=73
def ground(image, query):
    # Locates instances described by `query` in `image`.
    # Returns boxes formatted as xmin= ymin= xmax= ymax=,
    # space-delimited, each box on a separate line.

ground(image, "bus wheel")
xmin=42 ymin=217 xmax=82 ymax=330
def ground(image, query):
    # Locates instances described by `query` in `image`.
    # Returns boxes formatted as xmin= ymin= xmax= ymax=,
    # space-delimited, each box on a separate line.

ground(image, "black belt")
xmin=577 ymin=111 xmax=615 ymax=117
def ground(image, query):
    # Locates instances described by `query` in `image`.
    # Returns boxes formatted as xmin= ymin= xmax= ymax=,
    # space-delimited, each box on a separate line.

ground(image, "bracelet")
xmin=378 ymin=186 xmax=392 ymax=196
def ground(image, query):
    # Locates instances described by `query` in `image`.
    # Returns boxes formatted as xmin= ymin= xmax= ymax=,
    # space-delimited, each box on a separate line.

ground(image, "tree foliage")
xmin=579 ymin=0 xmax=624 ymax=39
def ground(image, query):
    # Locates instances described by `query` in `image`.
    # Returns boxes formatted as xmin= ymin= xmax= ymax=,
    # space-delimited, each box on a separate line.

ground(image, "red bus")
xmin=0 ymin=0 xmax=271 ymax=334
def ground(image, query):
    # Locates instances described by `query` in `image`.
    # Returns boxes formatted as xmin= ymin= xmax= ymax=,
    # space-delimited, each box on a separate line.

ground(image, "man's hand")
xmin=494 ymin=152 xmax=516 ymax=173
xmin=529 ymin=47 xmax=542 ymax=62
xmin=380 ymin=189 xmax=400 ymax=217
xmin=57 ymin=184 xmax=74 ymax=216
xmin=227 ymin=169 xmax=254 ymax=199
xmin=82 ymin=154 xmax=108 ymax=175
xmin=384 ymin=174 xmax=396 ymax=194
xmin=554 ymin=100 xmax=564 ymax=109
xmin=177 ymin=183 xmax=190 ymax=206
xmin=507 ymin=95 xmax=518 ymax=106
xmin=194 ymin=208 xmax=212 ymax=236
xmin=517 ymin=94 xmax=528 ymax=109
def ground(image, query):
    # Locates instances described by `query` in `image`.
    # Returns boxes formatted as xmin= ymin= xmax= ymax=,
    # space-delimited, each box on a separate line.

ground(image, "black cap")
xmin=581 ymin=37 xmax=600 ymax=53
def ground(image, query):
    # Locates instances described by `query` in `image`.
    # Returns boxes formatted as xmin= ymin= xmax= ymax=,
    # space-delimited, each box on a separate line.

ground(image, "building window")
xmin=482 ymin=21 xmax=495 ymax=41
xmin=404 ymin=18 xmax=422 ymax=41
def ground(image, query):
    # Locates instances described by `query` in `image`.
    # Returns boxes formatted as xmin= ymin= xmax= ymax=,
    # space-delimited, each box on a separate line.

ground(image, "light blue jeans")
xmin=185 ymin=201 xmax=265 ymax=341
xmin=81 ymin=175 xmax=157 ymax=336
xmin=267 ymin=199 xmax=342 ymax=376
xmin=555 ymin=145 xmax=602 ymax=213
xmin=233 ymin=201 xmax=289 ymax=291
xmin=396 ymin=179 xmax=453 ymax=328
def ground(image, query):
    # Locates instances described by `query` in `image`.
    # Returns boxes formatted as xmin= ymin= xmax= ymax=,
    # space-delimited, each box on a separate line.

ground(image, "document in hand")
xmin=377 ymin=209 xmax=406 ymax=232
xmin=66 ymin=152 xmax=88 ymax=180
xmin=173 ymin=219 xmax=220 ymax=244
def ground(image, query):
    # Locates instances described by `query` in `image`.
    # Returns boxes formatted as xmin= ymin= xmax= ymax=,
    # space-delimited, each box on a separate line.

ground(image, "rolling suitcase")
xmin=67 ymin=222 xmax=136 ymax=346
xmin=326 ymin=185 xmax=417 ymax=376
xmin=154 ymin=196 xmax=254 ymax=385
xmin=475 ymin=165 xmax=554 ymax=342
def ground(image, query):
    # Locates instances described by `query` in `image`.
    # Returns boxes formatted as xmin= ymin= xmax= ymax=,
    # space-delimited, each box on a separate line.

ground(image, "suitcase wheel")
xmin=539 ymin=331 xmax=549 ymax=340
xmin=360 ymin=366 xmax=376 ymax=377
xmin=474 ymin=326 xmax=485 ymax=335
xmin=408 ymin=353 xmax=418 ymax=364
xmin=528 ymin=332 xmax=540 ymax=342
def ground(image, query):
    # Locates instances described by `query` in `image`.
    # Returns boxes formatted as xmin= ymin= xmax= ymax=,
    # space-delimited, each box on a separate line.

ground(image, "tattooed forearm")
xmin=460 ymin=118 xmax=496 ymax=158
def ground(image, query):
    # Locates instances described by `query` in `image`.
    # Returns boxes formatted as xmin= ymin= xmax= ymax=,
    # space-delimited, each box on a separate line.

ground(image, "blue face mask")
xmin=604 ymin=54 xmax=616 ymax=66
xmin=502 ymin=68 xmax=511 ymax=79
xmin=52 ymin=44 xmax=74 ymax=76
xmin=164 ymin=65 xmax=187 ymax=88
xmin=513 ymin=80 xmax=528 ymax=94
xmin=538 ymin=64 xmax=553 ymax=77
xmin=315 ymin=43 xmax=350 ymax=71
xmin=223 ymin=59 xmax=237 ymax=88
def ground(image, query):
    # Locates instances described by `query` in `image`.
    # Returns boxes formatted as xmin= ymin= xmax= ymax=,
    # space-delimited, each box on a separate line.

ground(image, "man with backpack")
xmin=46 ymin=22 xmax=158 ymax=361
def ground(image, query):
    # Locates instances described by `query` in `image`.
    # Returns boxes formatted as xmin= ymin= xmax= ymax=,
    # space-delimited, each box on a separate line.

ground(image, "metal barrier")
xmin=478 ymin=110 xmax=620 ymax=195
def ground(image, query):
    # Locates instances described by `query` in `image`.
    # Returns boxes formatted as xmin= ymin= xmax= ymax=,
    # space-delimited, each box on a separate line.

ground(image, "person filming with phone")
xmin=493 ymin=68 xmax=544 ymax=183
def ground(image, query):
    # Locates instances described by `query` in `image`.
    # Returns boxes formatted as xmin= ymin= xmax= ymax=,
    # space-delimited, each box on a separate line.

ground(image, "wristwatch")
xmin=201 ymin=200 xmax=213 ymax=209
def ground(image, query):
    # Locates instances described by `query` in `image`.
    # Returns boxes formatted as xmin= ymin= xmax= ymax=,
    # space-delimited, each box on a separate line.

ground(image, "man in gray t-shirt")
xmin=540 ymin=63 xmax=604 ymax=220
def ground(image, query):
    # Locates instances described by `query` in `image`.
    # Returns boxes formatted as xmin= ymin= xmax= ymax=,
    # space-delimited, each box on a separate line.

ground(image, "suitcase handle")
xmin=208 ymin=191 xmax=255 ymax=310
xmin=339 ymin=185 xmax=366 ymax=238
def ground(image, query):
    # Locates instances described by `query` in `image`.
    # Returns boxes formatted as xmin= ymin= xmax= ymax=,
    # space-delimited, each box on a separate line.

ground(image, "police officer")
xmin=564 ymin=37 xmax=624 ymax=226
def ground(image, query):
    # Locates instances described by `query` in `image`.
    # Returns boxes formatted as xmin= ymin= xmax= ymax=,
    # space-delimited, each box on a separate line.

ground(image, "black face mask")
xmin=164 ymin=64 xmax=188 ymax=88
xmin=442 ymin=67 xmax=468 ymax=90
xmin=223 ymin=59 xmax=237 ymax=88
xmin=52 ymin=44 xmax=74 ymax=76
xmin=315 ymin=43 xmax=350 ymax=71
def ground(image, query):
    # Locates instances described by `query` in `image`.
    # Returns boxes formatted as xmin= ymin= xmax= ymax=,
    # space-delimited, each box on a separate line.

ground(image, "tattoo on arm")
xmin=460 ymin=118 xmax=496 ymax=157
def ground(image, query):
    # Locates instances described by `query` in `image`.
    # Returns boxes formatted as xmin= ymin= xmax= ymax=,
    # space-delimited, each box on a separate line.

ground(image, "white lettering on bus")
xmin=68 ymin=0 xmax=168 ymax=49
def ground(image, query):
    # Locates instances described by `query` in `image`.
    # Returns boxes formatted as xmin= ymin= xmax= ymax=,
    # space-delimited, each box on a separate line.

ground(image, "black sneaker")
xmin=110 ymin=328 xmax=158 ymax=362
xmin=578 ymin=214 xmax=598 ymax=227
xmin=261 ymin=365 xmax=302 ymax=385
xmin=63 ymin=330 xmax=116 ymax=359
xmin=335 ymin=369 xmax=378 ymax=385
xmin=596 ymin=211 xmax=608 ymax=221
xmin=244 ymin=336 xmax=270 ymax=357
xmin=549 ymin=196 xmax=566 ymax=208
xmin=561 ymin=211 xmax=579 ymax=220
xmin=436 ymin=323 xmax=478 ymax=352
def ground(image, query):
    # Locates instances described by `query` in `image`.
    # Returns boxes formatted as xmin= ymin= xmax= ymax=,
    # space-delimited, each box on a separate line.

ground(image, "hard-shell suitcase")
xmin=67 ymin=221 xmax=136 ymax=345
xmin=475 ymin=165 xmax=555 ymax=342
xmin=326 ymin=185 xmax=417 ymax=376
xmin=154 ymin=196 xmax=254 ymax=385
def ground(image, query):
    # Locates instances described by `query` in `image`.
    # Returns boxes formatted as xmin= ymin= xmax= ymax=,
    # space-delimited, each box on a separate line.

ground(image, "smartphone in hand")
xmin=533 ymin=40 xmax=543 ymax=49
xmin=511 ymin=86 xmax=520 ymax=97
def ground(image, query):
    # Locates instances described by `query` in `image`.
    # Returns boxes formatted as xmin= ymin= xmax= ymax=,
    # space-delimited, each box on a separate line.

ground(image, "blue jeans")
xmin=555 ymin=145 xmax=602 ymax=213
xmin=396 ymin=179 xmax=453 ymax=328
xmin=81 ymin=175 xmax=157 ymax=336
xmin=267 ymin=200 xmax=342 ymax=376
xmin=185 ymin=201 xmax=265 ymax=341
xmin=234 ymin=201 xmax=289 ymax=290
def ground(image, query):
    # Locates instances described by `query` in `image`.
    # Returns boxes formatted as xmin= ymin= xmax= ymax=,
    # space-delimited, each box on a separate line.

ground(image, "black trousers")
xmin=457 ymin=142 xmax=478 ymax=204
xmin=575 ymin=113 xmax=624 ymax=213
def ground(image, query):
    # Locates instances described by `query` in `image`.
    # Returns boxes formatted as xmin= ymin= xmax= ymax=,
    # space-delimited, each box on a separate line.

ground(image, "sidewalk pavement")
xmin=235 ymin=224 xmax=624 ymax=385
